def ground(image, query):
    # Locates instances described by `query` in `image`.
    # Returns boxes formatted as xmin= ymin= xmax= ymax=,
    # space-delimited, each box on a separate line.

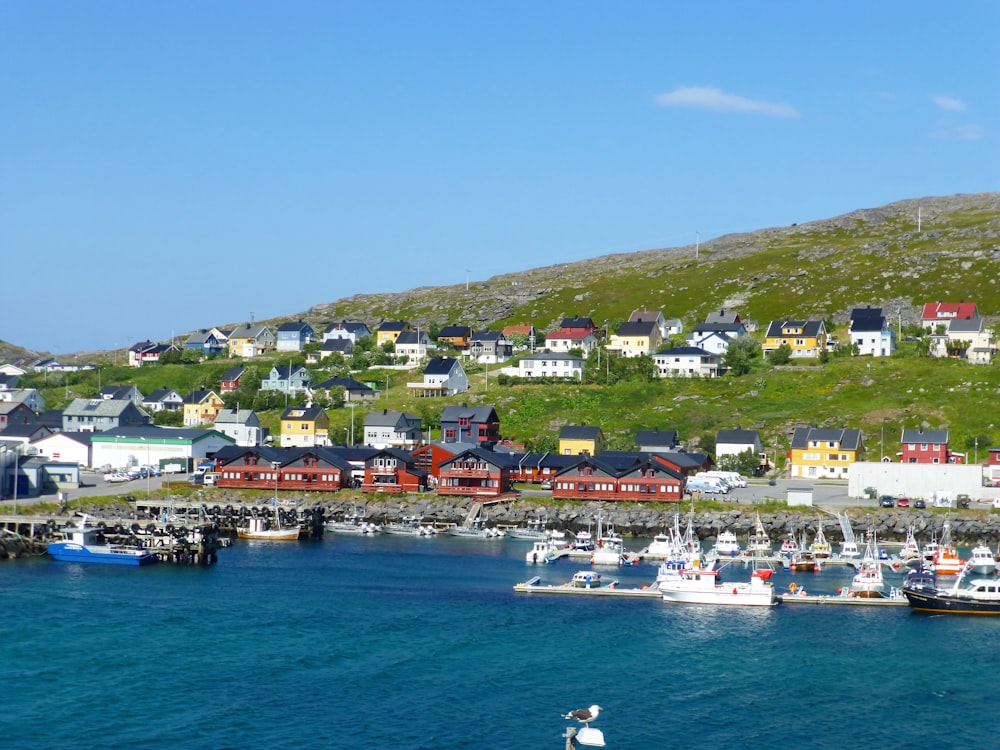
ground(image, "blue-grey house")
xmin=261 ymin=365 xmax=312 ymax=394
xmin=276 ymin=321 xmax=315 ymax=352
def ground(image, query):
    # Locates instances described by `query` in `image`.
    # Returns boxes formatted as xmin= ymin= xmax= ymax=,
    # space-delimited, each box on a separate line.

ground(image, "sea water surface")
xmin=1 ymin=534 xmax=996 ymax=750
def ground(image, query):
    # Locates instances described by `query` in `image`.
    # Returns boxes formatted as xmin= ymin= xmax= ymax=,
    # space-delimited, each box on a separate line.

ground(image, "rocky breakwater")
xmin=322 ymin=497 xmax=1000 ymax=546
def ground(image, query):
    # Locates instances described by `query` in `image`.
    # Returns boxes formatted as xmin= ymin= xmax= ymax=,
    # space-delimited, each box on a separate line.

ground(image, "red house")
xmin=899 ymin=429 xmax=963 ymax=464
xmin=219 ymin=365 xmax=245 ymax=394
xmin=435 ymin=448 xmax=514 ymax=499
xmin=920 ymin=301 xmax=979 ymax=331
xmin=216 ymin=447 xmax=351 ymax=492
xmin=361 ymin=449 xmax=427 ymax=493
xmin=551 ymin=457 xmax=683 ymax=503
xmin=410 ymin=442 xmax=470 ymax=481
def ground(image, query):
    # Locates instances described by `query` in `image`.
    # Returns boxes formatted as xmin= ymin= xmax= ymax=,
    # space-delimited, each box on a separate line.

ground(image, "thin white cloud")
xmin=930 ymin=123 xmax=983 ymax=141
xmin=653 ymin=86 xmax=800 ymax=118
xmin=932 ymin=95 xmax=966 ymax=111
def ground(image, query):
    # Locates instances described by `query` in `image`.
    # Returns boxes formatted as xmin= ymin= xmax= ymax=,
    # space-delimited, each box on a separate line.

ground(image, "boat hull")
xmin=903 ymin=588 xmax=1000 ymax=615
xmin=236 ymin=528 xmax=300 ymax=541
xmin=47 ymin=542 xmax=158 ymax=566
xmin=660 ymin=587 xmax=777 ymax=607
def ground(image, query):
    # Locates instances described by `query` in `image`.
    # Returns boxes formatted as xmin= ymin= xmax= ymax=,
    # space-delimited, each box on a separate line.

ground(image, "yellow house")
xmin=280 ymin=406 xmax=331 ymax=448
xmin=182 ymin=390 xmax=226 ymax=426
xmin=789 ymin=427 xmax=864 ymax=479
xmin=607 ymin=320 xmax=662 ymax=357
xmin=227 ymin=324 xmax=276 ymax=358
xmin=375 ymin=321 xmax=411 ymax=347
xmin=763 ymin=320 xmax=828 ymax=358
xmin=558 ymin=424 xmax=604 ymax=456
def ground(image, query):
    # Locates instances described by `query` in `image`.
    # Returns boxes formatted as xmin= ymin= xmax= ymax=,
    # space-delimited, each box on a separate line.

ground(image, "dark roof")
xmin=791 ymin=427 xmax=863 ymax=451
xmin=634 ymin=429 xmax=679 ymax=447
xmin=279 ymin=406 xmax=327 ymax=421
xmin=614 ymin=321 xmax=657 ymax=337
xmin=654 ymin=346 xmax=715 ymax=357
xmin=314 ymin=376 xmax=373 ymax=393
xmin=423 ymin=357 xmax=461 ymax=376
xmin=146 ymin=388 xmax=181 ymax=402
xmin=395 ymin=330 xmax=430 ymax=345
xmin=319 ymin=339 xmax=354 ymax=353
xmin=377 ymin=321 xmax=409 ymax=331
xmin=849 ymin=307 xmax=886 ymax=332
xmin=438 ymin=325 xmax=472 ymax=338
xmin=1 ymin=423 xmax=51 ymax=439
xmin=560 ymin=317 xmax=596 ymax=329
xmin=901 ymin=429 xmax=948 ymax=444
xmin=440 ymin=404 xmax=498 ymax=423
xmin=690 ymin=322 xmax=743 ymax=335
xmin=765 ymin=320 xmax=825 ymax=338
xmin=324 ymin=320 xmax=369 ymax=334
xmin=220 ymin=365 xmax=245 ymax=382
xmin=716 ymin=429 xmax=761 ymax=445
xmin=559 ymin=424 xmax=602 ymax=440
xmin=277 ymin=321 xmax=313 ymax=332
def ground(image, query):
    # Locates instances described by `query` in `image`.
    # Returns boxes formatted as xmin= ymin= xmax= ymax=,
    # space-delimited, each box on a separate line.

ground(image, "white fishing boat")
xmin=809 ymin=521 xmax=832 ymax=559
xmin=836 ymin=511 xmax=859 ymax=558
xmin=968 ymin=544 xmax=997 ymax=576
xmin=525 ymin=538 xmax=571 ymax=564
xmin=382 ymin=516 xmax=437 ymax=536
xmin=641 ymin=531 xmax=675 ymax=560
xmin=850 ymin=531 xmax=885 ymax=598
xmin=237 ymin=500 xmax=300 ymax=541
xmin=746 ymin=514 xmax=772 ymax=558
xmin=506 ymin=518 xmax=550 ymax=541
xmin=571 ymin=570 xmax=604 ymax=589
xmin=899 ymin=526 xmax=923 ymax=568
xmin=448 ymin=521 xmax=505 ymax=538
xmin=325 ymin=510 xmax=380 ymax=535
xmin=710 ymin=529 xmax=742 ymax=559
xmin=659 ymin=565 xmax=777 ymax=607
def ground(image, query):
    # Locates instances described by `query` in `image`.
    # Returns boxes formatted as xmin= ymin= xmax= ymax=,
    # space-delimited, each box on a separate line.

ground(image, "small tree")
xmin=768 ymin=343 xmax=793 ymax=365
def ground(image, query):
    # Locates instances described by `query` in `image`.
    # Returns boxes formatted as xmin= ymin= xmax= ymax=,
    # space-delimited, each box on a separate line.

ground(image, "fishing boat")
xmin=641 ymin=531 xmax=675 ymax=560
xmin=899 ymin=526 xmax=923 ymax=568
xmin=525 ymin=538 xmax=571 ymax=564
xmin=237 ymin=513 xmax=300 ymax=540
xmin=710 ymin=529 xmax=742 ymax=559
xmin=930 ymin=520 xmax=963 ymax=575
xmin=571 ymin=570 xmax=604 ymax=589
xmin=779 ymin=533 xmax=800 ymax=558
xmin=836 ymin=511 xmax=859 ymax=558
xmin=746 ymin=514 xmax=772 ymax=559
xmin=325 ymin=509 xmax=380 ymax=535
xmin=849 ymin=531 xmax=884 ymax=598
xmin=47 ymin=515 xmax=159 ymax=566
xmin=506 ymin=518 xmax=550 ymax=541
xmin=968 ymin=544 xmax=997 ymax=576
xmin=809 ymin=521 xmax=832 ymax=559
xmin=658 ymin=565 xmax=777 ymax=607
xmin=381 ymin=516 xmax=437 ymax=536
xmin=902 ymin=566 xmax=1000 ymax=615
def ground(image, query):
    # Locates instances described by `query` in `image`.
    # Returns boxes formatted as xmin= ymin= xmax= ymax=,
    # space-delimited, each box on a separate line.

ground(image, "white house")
xmin=394 ymin=330 xmax=435 ymax=364
xmin=30 ymin=432 xmax=92 ymax=468
xmin=652 ymin=347 xmax=721 ymax=378
xmin=502 ymin=351 xmax=583 ymax=380
xmin=929 ymin=318 xmax=995 ymax=364
xmin=407 ymin=357 xmax=468 ymax=397
xmin=214 ymin=408 xmax=265 ymax=447
xmin=363 ymin=410 xmax=423 ymax=450
xmin=0 ymin=388 xmax=45 ymax=414
xmin=848 ymin=307 xmax=896 ymax=357
xmin=544 ymin=329 xmax=598 ymax=354
xmin=715 ymin=429 xmax=764 ymax=461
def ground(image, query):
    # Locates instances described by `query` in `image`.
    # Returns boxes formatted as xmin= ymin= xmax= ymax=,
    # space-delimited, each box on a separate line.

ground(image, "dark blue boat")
xmin=901 ymin=566 xmax=1000 ymax=615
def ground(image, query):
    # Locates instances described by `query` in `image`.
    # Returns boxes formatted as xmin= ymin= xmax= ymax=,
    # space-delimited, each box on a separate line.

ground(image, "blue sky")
xmin=2 ymin=2 xmax=997 ymax=354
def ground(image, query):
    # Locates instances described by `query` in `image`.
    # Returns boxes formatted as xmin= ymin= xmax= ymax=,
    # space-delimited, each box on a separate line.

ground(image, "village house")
xmin=99 ymin=385 xmax=144 ymax=404
xmin=308 ymin=338 xmax=355 ymax=363
xmin=313 ymin=376 xmax=377 ymax=403
xmin=62 ymin=398 xmax=149 ymax=433
xmin=406 ymin=357 xmax=468 ymax=397
xmin=435 ymin=447 xmax=514 ymax=499
xmin=607 ymin=320 xmax=661 ymax=357
xmin=468 ymin=331 xmax=513 ymax=364
xmin=501 ymin=324 xmax=537 ymax=351
xmin=361 ymin=448 xmax=427 ymax=493
xmin=652 ymin=346 xmax=721 ymax=378
xmin=550 ymin=455 xmax=684 ymax=503
xmin=276 ymin=320 xmax=315 ymax=352
xmin=634 ymin=428 xmax=680 ymax=452
xmin=0 ymin=388 xmax=46 ymax=414
xmin=628 ymin=309 xmax=671 ymax=339
xmin=323 ymin=320 xmax=371 ymax=343
xmin=279 ymin=406 xmax=330 ymax=448
xmin=363 ymin=410 xmax=423 ymax=450
xmin=502 ymin=351 xmax=583 ymax=380
xmin=544 ymin=328 xmax=598 ymax=354
xmin=184 ymin=328 xmax=229 ymax=357
xmin=181 ymin=390 xmax=226 ymax=426
xmin=849 ymin=307 xmax=896 ymax=357
xmin=899 ymin=428 xmax=962 ymax=464
xmin=763 ymin=320 xmax=829 ymax=358
xmin=789 ymin=426 xmax=864 ymax=479
xmin=375 ymin=321 xmax=411 ymax=347
xmin=928 ymin=317 xmax=995 ymax=364
xmin=127 ymin=341 xmax=179 ymax=367
xmin=227 ymin=324 xmax=276 ymax=358
xmin=558 ymin=424 xmax=604 ymax=456
xmin=261 ymin=364 xmax=312 ymax=395
xmin=439 ymin=404 xmax=500 ymax=444
xmin=436 ymin=325 xmax=473 ymax=350
xmin=394 ymin=330 xmax=435 ymax=364
xmin=214 ymin=408 xmax=266 ymax=447
xmin=921 ymin=301 xmax=979 ymax=331
xmin=141 ymin=388 xmax=184 ymax=413
xmin=219 ymin=365 xmax=246 ymax=393
xmin=215 ymin=446 xmax=352 ymax=493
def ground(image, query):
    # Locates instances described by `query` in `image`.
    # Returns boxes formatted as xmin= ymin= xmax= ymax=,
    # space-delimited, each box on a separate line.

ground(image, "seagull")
xmin=563 ymin=704 xmax=602 ymax=726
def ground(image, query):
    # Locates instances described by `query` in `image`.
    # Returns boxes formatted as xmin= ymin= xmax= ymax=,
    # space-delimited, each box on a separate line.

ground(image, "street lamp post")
xmin=272 ymin=461 xmax=280 ymax=504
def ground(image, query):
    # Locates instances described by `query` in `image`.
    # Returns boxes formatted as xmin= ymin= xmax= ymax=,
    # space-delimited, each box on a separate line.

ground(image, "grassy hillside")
xmin=12 ymin=192 xmax=1000 ymax=465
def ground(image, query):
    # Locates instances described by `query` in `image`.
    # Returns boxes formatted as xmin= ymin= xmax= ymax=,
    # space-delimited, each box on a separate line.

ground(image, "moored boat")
xmin=237 ymin=515 xmax=300 ymax=541
xmin=968 ymin=544 xmax=997 ymax=576
xmin=902 ymin=566 xmax=1000 ymax=615
xmin=47 ymin=515 xmax=159 ymax=566
xmin=809 ymin=521 xmax=832 ymax=559
xmin=659 ymin=565 xmax=777 ymax=607
xmin=711 ymin=529 xmax=742 ymax=559
xmin=850 ymin=531 xmax=885 ymax=598
xmin=929 ymin=520 xmax=963 ymax=575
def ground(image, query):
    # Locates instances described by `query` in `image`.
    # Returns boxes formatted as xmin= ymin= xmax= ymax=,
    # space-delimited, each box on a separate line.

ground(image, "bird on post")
xmin=563 ymin=705 xmax=602 ymax=726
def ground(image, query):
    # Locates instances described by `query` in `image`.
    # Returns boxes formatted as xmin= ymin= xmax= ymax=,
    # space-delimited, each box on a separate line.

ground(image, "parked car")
xmin=913 ymin=498 xmax=927 ymax=509
xmin=879 ymin=495 xmax=895 ymax=508
xmin=540 ymin=479 xmax=553 ymax=490
xmin=896 ymin=497 xmax=910 ymax=508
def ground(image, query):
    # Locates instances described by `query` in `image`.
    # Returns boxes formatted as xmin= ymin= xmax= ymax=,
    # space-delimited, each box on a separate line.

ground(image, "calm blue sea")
xmin=1 ymin=535 xmax=996 ymax=750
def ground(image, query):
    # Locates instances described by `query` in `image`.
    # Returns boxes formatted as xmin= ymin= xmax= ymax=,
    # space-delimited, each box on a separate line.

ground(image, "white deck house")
xmin=652 ymin=347 xmax=721 ymax=378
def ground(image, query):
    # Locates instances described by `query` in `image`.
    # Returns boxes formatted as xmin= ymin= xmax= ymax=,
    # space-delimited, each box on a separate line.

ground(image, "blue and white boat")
xmin=48 ymin=515 xmax=159 ymax=566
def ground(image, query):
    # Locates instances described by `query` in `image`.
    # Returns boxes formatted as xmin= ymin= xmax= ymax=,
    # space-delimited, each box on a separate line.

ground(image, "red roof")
xmin=921 ymin=302 xmax=979 ymax=322
xmin=546 ymin=329 xmax=592 ymax=341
